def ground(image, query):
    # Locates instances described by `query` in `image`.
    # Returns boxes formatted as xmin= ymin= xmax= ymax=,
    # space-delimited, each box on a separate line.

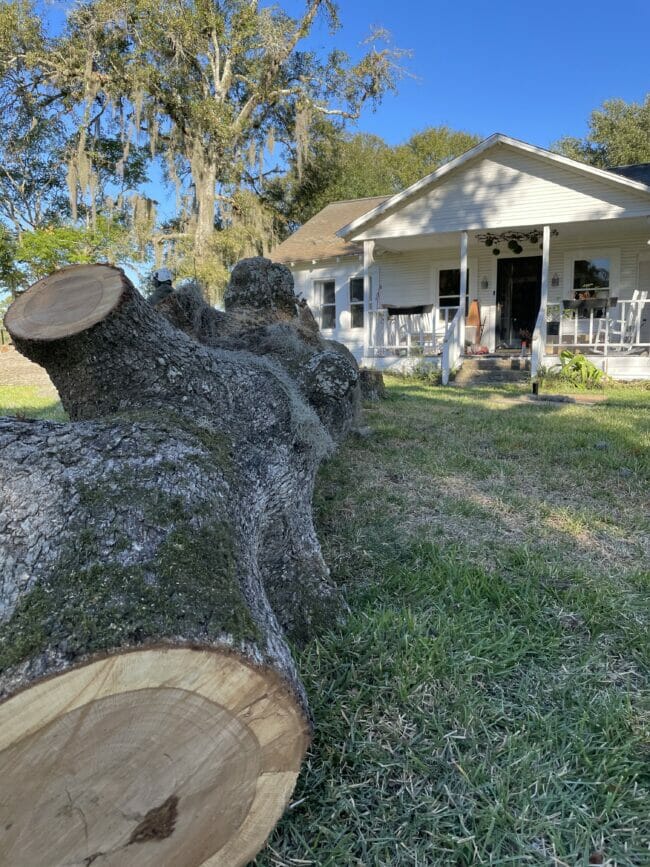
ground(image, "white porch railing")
xmin=441 ymin=306 xmax=464 ymax=385
xmin=368 ymin=307 xmax=459 ymax=356
xmin=545 ymin=296 xmax=650 ymax=356
xmin=366 ymin=295 xmax=648 ymax=380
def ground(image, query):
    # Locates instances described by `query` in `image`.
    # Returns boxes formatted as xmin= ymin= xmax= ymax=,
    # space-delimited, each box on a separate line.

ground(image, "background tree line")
xmin=0 ymin=0 xmax=648 ymax=306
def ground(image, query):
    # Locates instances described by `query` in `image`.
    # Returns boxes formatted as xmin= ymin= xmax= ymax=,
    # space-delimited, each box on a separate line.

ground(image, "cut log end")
xmin=0 ymin=648 xmax=310 ymax=867
xmin=4 ymin=264 xmax=127 ymax=342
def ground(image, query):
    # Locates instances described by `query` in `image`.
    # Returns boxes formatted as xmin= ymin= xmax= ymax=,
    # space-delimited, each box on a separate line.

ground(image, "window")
xmin=315 ymin=280 xmax=336 ymax=329
xmin=573 ymin=257 xmax=610 ymax=318
xmin=439 ymin=269 xmax=470 ymax=314
xmin=573 ymin=257 xmax=610 ymax=293
xmin=349 ymin=277 xmax=364 ymax=329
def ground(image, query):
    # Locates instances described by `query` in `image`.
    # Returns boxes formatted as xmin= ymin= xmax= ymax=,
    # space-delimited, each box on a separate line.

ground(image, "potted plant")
xmin=518 ymin=328 xmax=532 ymax=348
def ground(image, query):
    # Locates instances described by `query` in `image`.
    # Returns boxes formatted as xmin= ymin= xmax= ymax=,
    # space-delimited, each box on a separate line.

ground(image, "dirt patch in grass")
xmin=0 ymin=347 xmax=58 ymax=395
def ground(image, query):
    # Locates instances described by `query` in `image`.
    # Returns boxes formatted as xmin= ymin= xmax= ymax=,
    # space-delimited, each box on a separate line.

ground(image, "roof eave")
xmin=273 ymin=251 xmax=362 ymax=268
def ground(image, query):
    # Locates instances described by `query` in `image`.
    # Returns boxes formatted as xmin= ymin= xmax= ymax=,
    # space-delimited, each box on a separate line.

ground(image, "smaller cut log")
xmin=5 ymin=263 xmax=127 ymax=341
xmin=359 ymin=368 xmax=386 ymax=401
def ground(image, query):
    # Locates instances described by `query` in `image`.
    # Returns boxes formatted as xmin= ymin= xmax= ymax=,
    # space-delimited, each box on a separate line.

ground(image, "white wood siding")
xmin=353 ymin=144 xmax=650 ymax=241
xmin=290 ymin=258 xmax=366 ymax=359
xmin=375 ymin=250 xmax=436 ymax=306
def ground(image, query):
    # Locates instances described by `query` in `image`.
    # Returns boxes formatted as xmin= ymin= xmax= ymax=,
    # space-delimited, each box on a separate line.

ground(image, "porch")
xmin=359 ymin=218 xmax=650 ymax=382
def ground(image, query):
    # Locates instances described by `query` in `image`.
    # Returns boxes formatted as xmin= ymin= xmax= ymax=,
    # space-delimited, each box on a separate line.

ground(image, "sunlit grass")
xmin=257 ymin=379 xmax=650 ymax=867
xmin=0 ymin=385 xmax=66 ymax=421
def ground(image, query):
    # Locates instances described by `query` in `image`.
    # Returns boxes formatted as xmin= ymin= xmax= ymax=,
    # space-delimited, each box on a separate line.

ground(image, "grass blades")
xmin=257 ymin=380 xmax=649 ymax=867
xmin=0 ymin=385 xmax=66 ymax=421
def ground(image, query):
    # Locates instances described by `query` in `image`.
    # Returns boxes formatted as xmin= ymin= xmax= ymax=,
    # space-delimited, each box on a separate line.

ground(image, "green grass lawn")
xmin=1 ymin=380 xmax=648 ymax=865
xmin=255 ymin=379 xmax=649 ymax=867
xmin=0 ymin=385 xmax=66 ymax=421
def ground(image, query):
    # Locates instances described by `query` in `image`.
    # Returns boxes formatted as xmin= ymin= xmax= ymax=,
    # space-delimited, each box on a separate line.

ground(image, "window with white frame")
xmin=315 ymin=279 xmax=336 ymax=329
xmin=349 ymin=277 xmax=364 ymax=328
xmin=439 ymin=268 xmax=470 ymax=314
xmin=572 ymin=256 xmax=611 ymax=318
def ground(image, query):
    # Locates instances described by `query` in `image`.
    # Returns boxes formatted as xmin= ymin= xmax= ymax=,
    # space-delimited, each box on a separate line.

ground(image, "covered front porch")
xmin=360 ymin=217 xmax=650 ymax=381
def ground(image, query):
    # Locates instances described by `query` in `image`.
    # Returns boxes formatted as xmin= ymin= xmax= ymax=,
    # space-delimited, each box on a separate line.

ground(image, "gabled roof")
xmin=337 ymin=133 xmax=650 ymax=239
xmin=609 ymin=163 xmax=650 ymax=186
xmin=271 ymin=196 xmax=389 ymax=264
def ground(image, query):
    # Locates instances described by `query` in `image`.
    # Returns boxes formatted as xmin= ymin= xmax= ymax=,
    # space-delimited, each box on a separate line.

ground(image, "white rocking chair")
xmin=594 ymin=290 xmax=648 ymax=353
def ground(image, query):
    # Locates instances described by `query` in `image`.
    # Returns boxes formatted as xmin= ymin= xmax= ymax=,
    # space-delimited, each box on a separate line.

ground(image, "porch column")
xmin=529 ymin=224 xmax=552 ymax=378
xmin=363 ymin=240 xmax=375 ymax=359
xmin=459 ymin=230 xmax=468 ymax=347
xmin=540 ymin=224 xmax=551 ymax=341
xmin=540 ymin=225 xmax=550 ymax=309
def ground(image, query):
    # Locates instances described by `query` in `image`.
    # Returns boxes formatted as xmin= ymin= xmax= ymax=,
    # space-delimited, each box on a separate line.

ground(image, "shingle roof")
xmin=270 ymin=196 xmax=389 ymax=264
xmin=608 ymin=163 xmax=650 ymax=186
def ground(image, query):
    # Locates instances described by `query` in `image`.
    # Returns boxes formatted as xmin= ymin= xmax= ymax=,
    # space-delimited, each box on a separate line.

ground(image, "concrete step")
xmin=453 ymin=363 xmax=530 ymax=386
xmin=461 ymin=356 xmax=531 ymax=371
xmin=452 ymin=355 xmax=532 ymax=386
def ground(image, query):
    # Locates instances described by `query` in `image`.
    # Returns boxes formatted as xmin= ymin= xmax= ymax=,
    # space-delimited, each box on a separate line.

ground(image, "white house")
xmin=271 ymin=134 xmax=650 ymax=382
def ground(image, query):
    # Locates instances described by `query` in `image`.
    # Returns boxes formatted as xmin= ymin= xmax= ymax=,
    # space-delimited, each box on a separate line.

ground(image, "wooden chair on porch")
xmin=594 ymin=290 xmax=648 ymax=353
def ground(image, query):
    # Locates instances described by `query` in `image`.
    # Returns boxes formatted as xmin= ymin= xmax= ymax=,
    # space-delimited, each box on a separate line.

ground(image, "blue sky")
xmin=291 ymin=0 xmax=649 ymax=148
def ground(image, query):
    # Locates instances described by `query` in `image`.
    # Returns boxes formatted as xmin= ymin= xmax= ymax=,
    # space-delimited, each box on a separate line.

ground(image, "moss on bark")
xmin=0 ymin=520 xmax=258 ymax=674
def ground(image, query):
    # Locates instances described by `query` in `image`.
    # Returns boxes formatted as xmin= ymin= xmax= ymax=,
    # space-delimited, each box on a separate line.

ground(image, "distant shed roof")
xmin=271 ymin=196 xmax=389 ymax=264
xmin=608 ymin=163 xmax=650 ymax=185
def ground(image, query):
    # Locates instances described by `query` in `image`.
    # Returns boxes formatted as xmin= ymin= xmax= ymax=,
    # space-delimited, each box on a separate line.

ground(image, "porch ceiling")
xmin=373 ymin=215 xmax=650 ymax=255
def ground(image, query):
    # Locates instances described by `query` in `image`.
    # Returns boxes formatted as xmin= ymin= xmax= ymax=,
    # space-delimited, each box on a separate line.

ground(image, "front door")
xmin=496 ymin=256 xmax=542 ymax=349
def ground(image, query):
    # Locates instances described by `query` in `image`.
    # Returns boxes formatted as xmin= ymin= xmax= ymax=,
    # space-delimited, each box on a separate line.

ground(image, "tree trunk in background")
xmin=191 ymin=148 xmax=218 ymax=258
xmin=0 ymin=259 xmax=360 ymax=867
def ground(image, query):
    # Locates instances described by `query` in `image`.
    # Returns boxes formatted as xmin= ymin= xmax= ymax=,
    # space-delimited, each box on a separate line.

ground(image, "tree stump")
xmin=359 ymin=368 xmax=386 ymax=401
xmin=0 ymin=259 xmax=360 ymax=866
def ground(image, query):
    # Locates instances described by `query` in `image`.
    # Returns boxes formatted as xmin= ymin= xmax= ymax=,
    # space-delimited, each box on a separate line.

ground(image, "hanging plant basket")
xmin=477 ymin=228 xmax=559 ymax=254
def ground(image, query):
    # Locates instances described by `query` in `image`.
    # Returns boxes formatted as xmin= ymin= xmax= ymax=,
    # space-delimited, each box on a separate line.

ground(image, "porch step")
xmin=453 ymin=357 xmax=531 ymax=386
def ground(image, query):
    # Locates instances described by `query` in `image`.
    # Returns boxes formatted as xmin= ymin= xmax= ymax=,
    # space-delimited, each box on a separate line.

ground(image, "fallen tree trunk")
xmin=0 ymin=260 xmax=360 ymax=867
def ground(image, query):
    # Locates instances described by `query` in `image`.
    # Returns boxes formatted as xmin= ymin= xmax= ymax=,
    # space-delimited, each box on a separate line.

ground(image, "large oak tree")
xmin=43 ymin=0 xmax=406 ymax=296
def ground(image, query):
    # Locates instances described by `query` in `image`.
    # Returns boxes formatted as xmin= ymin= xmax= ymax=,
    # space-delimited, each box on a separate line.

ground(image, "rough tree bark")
xmin=359 ymin=369 xmax=386 ymax=401
xmin=0 ymin=259 xmax=360 ymax=867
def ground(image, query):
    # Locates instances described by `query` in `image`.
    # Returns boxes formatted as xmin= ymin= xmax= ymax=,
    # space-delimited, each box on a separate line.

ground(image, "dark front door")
xmin=496 ymin=256 xmax=542 ymax=348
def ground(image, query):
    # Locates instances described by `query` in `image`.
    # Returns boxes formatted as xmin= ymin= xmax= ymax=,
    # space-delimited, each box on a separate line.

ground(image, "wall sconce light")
xmin=480 ymin=276 xmax=489 ymax=291
xmin=551 ymin=272 xmax=560 ymax=287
